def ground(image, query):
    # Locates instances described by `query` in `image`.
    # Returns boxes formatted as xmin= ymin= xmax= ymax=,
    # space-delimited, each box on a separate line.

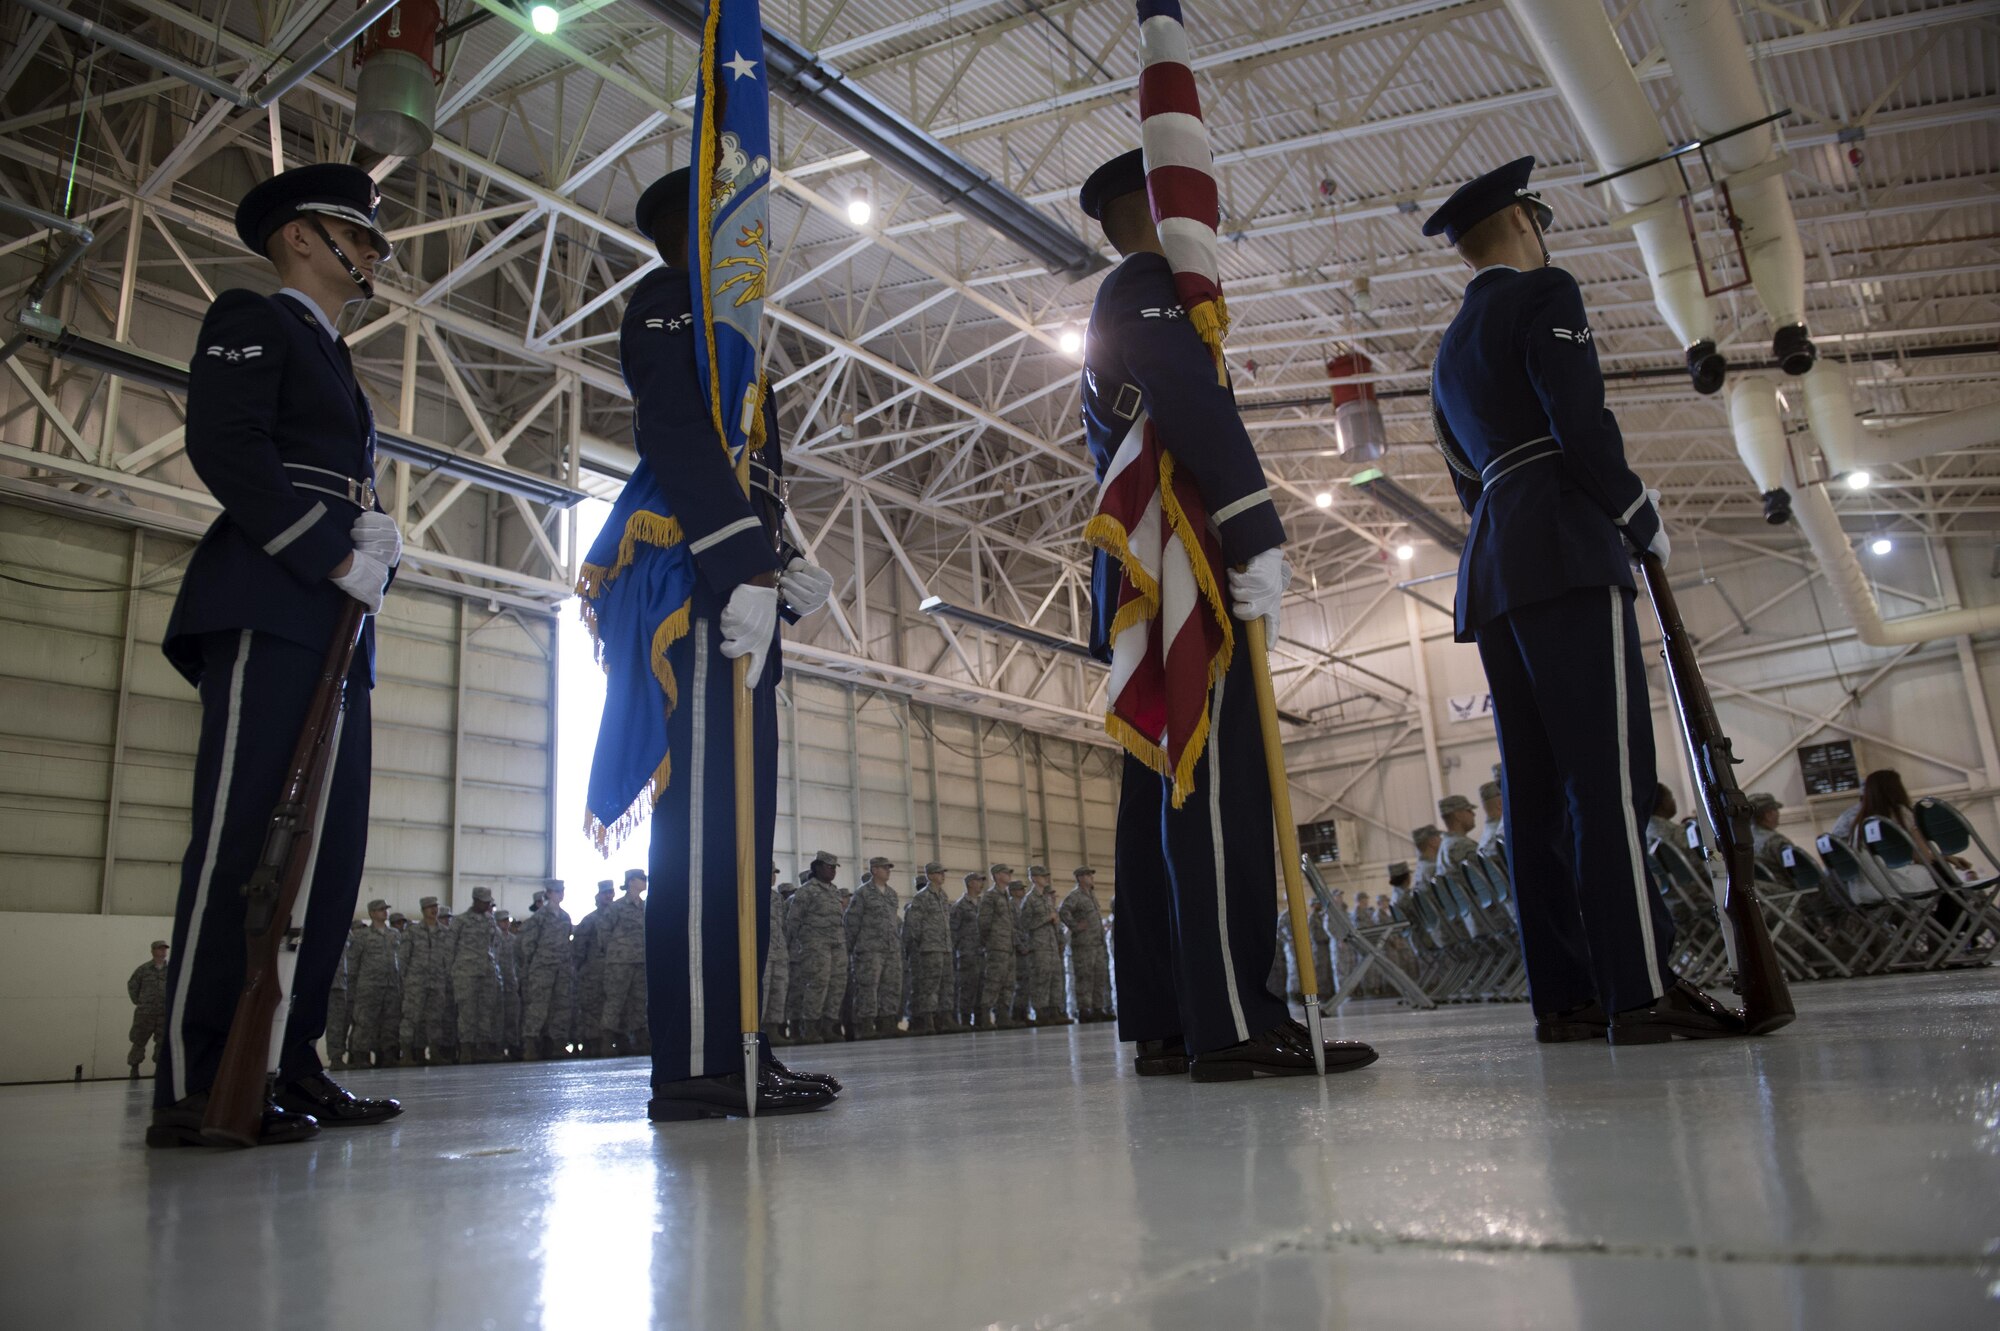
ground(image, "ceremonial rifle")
xmin=1637 ymin=553 xmax=1795 ymax=1035
xmin=202 ymin=598 xmax=367 ymax=1147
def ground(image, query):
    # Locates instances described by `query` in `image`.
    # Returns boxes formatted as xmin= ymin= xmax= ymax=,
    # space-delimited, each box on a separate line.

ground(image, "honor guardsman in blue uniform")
xmin=1425 ymin=157 xmax=1743 ymax=1044
xmin=1078 ymin=151 xmax=1376 ymax=1082
xmin=586 ymin=169 xmax=839 ymax=1120
xmin=150 ymin=164 xmax=405 ymax=1147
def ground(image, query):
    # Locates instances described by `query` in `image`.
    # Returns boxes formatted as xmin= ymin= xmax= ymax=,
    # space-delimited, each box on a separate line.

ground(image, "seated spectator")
xmin=1832 ymin=769 xmax=1971 ymax=899
xmin=1647 ymin=783 xmax=1679 ymax=851
xmin=1748 ymin=792 xmax=1800 ymax=885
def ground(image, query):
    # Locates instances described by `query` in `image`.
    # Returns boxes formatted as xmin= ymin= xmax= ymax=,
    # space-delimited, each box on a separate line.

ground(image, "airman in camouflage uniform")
xmin=443 ymin=885 xmax=505 ymax=1062
xmin=495 ymin=909 xmax=522 ymax=1059
xmin=126 ymin=941 xmax=169 ymax=1077
xmin=978 ymin=864 xmax=1022 ymax=1029
xmin=786 ymin=851 xmax=848 ymax=1043
xmin=845 ymin=856 xmax=905 ymax=1038
xmin=951 ymin=871 xmax=987 ymax=1026
xmin=572 ymin=881 xmax=615 ymax=1056
xmin=1007 ymin=877 xmax=1033 ymax=1023
xmin=348 ymin=898 xmax=403 ymax=1068
xmin=902 ymin=861 xmax=955 ymax=1034
xmin=1021 ymin=867 xmax=1069 ymax=1024
xmin=762 ymin=868 xmax=793 ymax=1044
xmin=599 ymin=869 xmax=649 ymax=1055
xmin=398 ymin=896 xmax=447 ymax=1065
xmin=327 ymin=920 xmax=364 ymax=1068
xmin=1058 ymin=868 xmax=1111 ymax=1021
xmin=520 ymin=880 xmax=574 ymax=1059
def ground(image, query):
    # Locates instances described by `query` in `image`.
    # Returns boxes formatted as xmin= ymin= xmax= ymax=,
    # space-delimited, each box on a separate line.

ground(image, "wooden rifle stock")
xmin=201 ymin=600 xmax=368 ymax=1146
xmin=1637 ymin=554 xmax=1795 ymax=1035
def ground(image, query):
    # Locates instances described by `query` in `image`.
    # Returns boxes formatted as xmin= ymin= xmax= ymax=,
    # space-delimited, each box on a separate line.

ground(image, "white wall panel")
xmin=0 ymin=498 xmax=556 ymax=925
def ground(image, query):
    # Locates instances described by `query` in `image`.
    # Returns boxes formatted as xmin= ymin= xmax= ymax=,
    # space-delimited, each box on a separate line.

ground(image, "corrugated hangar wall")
xmin=775 ymin=676 xmax=1120 ymax=890
xmin=0 ymin=498 xmax=558 ymax=920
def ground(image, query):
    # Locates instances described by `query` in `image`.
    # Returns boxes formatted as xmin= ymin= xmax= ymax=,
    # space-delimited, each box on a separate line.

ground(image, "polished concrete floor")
xmin=1 ymin=972 xmax=1995 ymax=1330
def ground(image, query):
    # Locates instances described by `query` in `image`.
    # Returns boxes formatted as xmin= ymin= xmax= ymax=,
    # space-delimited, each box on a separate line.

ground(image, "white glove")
xmin=719 ymin=582 xmax=780 ymax=687
xmin=331 ymin=550 xmax=391 ymax=615
xmin=1627 ymin=487 xmax=1670 ymax=568
xmin=1230 ymin=547 xmax=1292 ymax=643
xmin=352 ymin=510 xmax=402 ymax=567
xmin=778 ymin=556 xmax=833 ymax=617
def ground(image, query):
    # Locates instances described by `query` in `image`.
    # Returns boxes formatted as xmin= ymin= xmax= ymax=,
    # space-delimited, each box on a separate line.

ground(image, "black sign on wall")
xmin=1299 ymin=821 xmax=1341 ymax=863
xmin=1798 ymin=739 xmax=1861 ymax=796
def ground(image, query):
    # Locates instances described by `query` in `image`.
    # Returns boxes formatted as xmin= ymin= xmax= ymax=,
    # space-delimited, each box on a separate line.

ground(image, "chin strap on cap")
xmin=307 ymin=216 xmax=375 ymax=300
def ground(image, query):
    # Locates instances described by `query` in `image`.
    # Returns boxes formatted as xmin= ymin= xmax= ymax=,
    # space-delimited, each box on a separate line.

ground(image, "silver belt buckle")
xmin=348 ymin=476 xmax=377 ymax=509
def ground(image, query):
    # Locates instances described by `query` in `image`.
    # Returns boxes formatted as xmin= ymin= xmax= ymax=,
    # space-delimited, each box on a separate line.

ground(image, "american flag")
xmin=1083 ymin=0 xmax=1234 ymax=808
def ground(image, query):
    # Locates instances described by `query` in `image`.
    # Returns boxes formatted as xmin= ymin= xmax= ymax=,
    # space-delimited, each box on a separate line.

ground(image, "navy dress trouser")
xmin=156 ymin=629 xmax=372 ymax=1108
xmin=1474 ymin=586 xmax=1677 ymax=1017
xmin=645 ymin=584 xmax=778 ymax=1088
xmin=1112 ymin=618 xmax=1290 ymax=1056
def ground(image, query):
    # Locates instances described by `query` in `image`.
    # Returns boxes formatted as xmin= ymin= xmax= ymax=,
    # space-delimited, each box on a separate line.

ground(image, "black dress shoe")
xmin=274 ymin=1070 xmax=404 ymax=1126
xmin=1189 ymin=1019 xmax=1379 ymax=1082
xmin=147 ymin=1092 xmax=320 ymax=1149
xmin=1534 ymin=1001 xmax=1608 ymax=1044
xmin=763 ymin=1051 xmax=842 ymax=1095
xmin=648 ymin=1068 xmax=836 ymax=1121
xmin=1608 ymin=978 xmax=1748 ymax=1046
xmin=1134 ymin=1037 xmax=1188 ymax=1076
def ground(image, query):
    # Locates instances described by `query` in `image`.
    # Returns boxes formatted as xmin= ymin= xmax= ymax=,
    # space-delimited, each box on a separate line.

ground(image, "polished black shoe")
xmin=1608 ymin=978 xmax=1748 ymax=1045
xmin=1189 ymin=1019 xmax=1379 ymax=1082
xmin=648 ymin=1068 xmax=836 ymax=1121
xmin=1534 ymin=1001 xmax=1609 ymax=1044
xmin=763 ymin=1050 xmax=842 ymax=1095
xmin=1134 ymin=1037 xmax=1188 ymax=1076
xmin=1686 ymin=339 xmax=1727 ymax=396
xmin=146 ymin=1092 xmax=320 ymax=1149
xmin=274 ymin=1070 xmax=403 ymax=1126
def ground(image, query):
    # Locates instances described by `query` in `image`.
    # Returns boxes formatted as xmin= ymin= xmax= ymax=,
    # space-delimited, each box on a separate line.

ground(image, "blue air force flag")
xmin=689 ymin=0 xmax=772 ymax=474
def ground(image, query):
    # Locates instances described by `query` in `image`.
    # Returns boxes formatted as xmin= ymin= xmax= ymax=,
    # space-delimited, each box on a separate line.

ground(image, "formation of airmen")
xmin=248 ymin=856 xmax=1116 ymax=1073
xmin=769 ymin=854 xmax=1114 ymax=1045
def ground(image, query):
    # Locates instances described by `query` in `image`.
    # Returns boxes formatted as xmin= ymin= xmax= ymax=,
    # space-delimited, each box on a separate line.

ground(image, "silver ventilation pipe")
xmin=16 ymin=0 xmax=403 ymax=112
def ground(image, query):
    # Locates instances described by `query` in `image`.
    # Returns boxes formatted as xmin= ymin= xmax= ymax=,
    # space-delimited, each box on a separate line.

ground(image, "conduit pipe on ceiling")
xmin=1502 ymin=0 xmax=1721 ymax=392
xmin=1729 ymin=375 xmax=2000 ymax=645
xmin=1801 ymin=363 xmax=2000 ymax=474
xmin=16 ymin=0 xmax=401 ymax=112
xmin=1646 ymin=0 xmax=1814 ymax=374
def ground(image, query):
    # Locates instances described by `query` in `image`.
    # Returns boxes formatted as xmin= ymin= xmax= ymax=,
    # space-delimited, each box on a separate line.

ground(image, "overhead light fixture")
xmin=1313 ymin=491 xmax=1333 ymax=509
xmin=1870 ymin=537 xmax=1893 ymax=555
xmin=846 ymin=188 xmax=872 ymax=227
xmin=1058 ymin=328 xmax=1082 ymax=356
xmin=1845 ymin=470 xmax=1873 ymax=490
xmin=629 ymin=0 xmax=1105 ymax=278
xmin=530 ymin=3 xmax=561 ymax=34
xmin=1395 ymin=543 xmax=1415 ymax=561
xmin=1351 ymin=468 xmax=1467 ymax=554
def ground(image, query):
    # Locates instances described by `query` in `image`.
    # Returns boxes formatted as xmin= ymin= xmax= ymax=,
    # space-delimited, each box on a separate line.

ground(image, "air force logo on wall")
xmin=1447 ymin=693 xmax=1496 ymax=724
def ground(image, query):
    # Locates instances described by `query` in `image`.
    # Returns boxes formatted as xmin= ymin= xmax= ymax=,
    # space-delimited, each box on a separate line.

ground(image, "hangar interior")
xmin=0 ymin=0 xmax=1995 ymax=1326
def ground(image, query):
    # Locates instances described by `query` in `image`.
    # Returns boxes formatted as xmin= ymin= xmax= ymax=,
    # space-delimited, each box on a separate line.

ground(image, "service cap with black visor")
xmin=235 ymin=163 xmax=393 ymax=300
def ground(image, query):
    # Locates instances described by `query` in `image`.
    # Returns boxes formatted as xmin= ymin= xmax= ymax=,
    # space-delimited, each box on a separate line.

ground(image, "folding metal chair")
xmin=1301 ymin=859 xmax=1433 ymax=1010
xmin=1863 ymin=816 xmax=1996 ymax=968
xmin=1649 ymin=839 xmax=1727 ymax=983
xmin=1816 ymin=834 xmax=1930 ymax=972
xmin=1761 ymin=845 xmax=1854 ymax=979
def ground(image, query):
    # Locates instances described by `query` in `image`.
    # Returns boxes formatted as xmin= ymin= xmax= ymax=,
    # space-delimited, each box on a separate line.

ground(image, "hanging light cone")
xmin=355 ymin=48 xmax=439 ymax=156
xmin=354 ymin=1 xmax=444 ymax=158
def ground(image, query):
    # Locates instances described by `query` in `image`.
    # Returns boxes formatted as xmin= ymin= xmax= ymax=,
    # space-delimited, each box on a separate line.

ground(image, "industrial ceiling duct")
xmin=353 ymin=1 xmax=446 ymax=158
xmin=625 ymin=0 xmax=1106 ymax=279
xmin=1502 ymin=0 xmax=1723 ymax=394
xmin=1350 ymin=469 xmax=1466 ymax=554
